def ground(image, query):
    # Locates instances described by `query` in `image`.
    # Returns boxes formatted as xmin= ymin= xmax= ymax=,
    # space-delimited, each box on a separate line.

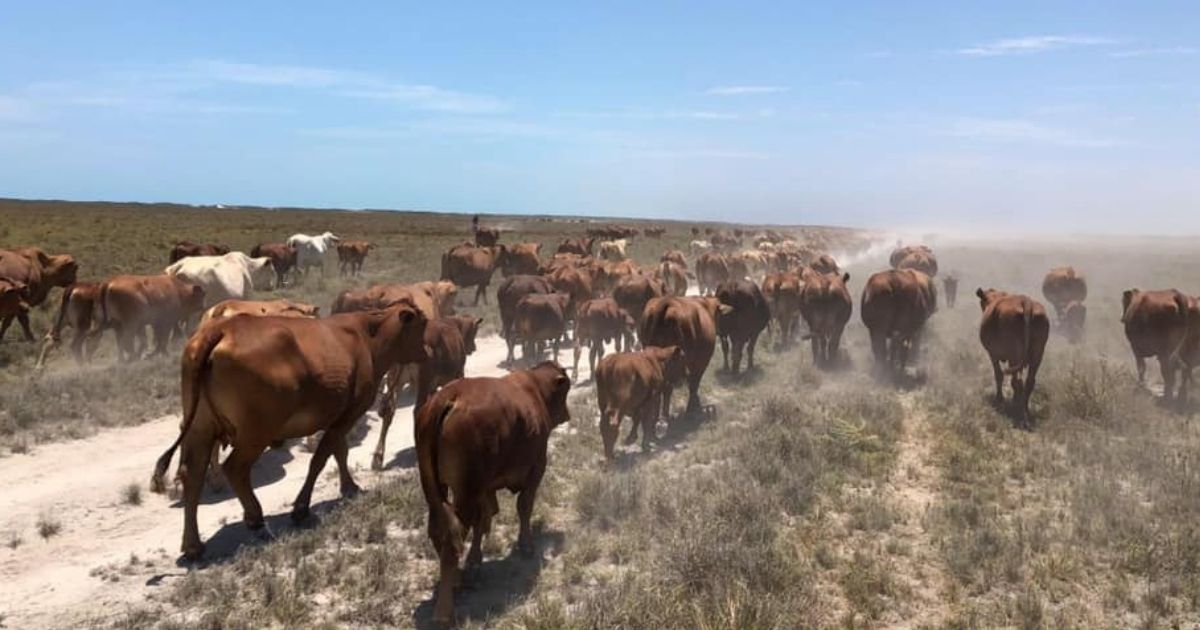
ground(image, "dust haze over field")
xmin=1 ymin=199 xmax=1199 ymax=629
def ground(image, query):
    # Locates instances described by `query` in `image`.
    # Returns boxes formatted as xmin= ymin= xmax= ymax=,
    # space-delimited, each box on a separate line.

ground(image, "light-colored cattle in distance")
xmin=689 ymin=239 xmax=713 ymax=256
xmin=597 ymin=238 xmax=629 ymax=262
xmin=165 ymin=252 xmax=272 ymax=306
xmin=286 ymin=232 xmax=340 ymax=276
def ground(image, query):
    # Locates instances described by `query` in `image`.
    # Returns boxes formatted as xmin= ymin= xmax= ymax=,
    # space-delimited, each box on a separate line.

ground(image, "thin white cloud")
xmin=558 ymin=109 xmax=747 ymax=121
xmin=705 ymin=85 xmax=787 ymax=96
xmin=635 ymin=148 xmax=771 ymax=160
xmin=947 ymin=117 xmax=1117 ymax=148
xmin=192 ymin=60 xmax=355 ymax=87
xmin=957 ymin=35 xmax=1116 ymax=57
xmin=0 ymin=95 xmax=37 ymax=121
xmin=1108 ymin=46 xmax=1197 ymax=58
xmin=344 ymin=85 xmax=508 ymax=114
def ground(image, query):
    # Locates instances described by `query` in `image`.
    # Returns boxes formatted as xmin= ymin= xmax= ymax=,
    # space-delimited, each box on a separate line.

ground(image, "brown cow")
xmin=656 ymin=260 xmax=689 ymax=297
xmin=336 ymin=240 xmax=373 ymax=276
xmin=1042 ymin=267 xmax=1087 ymax=342
xmin=798 ymin=271 xmax=852 ymax=368
xmin=417 ymin=362 xmax=571 ymax=624
xmin=976 ymin=289 xmax=1050 ymax=425
xmin=889 ymin=244 xmax=933 ymax=269
xmin=715 ymin=280 xmax=771 ymax=374
xmin=942 ymin=274 xmax=959 ymax=309
xmin=497 ymin=274 xmax=555 ymax=363
xmin=644 ymin=227 xmax=666 ymax=238
xmin=1122 ymin=289 xmax=1195 ymax=400
xmin=660 ymin=249 xmax=686 ymax=267
xmin=612 ymin=274 xmax=664 ymax=346
xmin=573 ymin=297 xmax=634 ymax=379
xmin=0 ymin=247 xmax=79 ymax=341
xmin=201 ymin=298 xmax=319 ymax=324
xmin=498 ymin=243 xmax=542 ymax=277
xmin=150 ymin=304 xmax=427 ymax=559
xmin=250 ymin=242 xmax=296 ymax=289
xmin=441 ymin=244 xmax=499 ymax=305
xmin=897 ymin=250 xmax=938 ymax=277
xmin=761 ymin=271 xmax=802 ymax=348
xmin=100 ymin=274 xmax=206 ymax=361
xmin=861 ymin=269 xmax=936 ymax=375
xmin=548 ymin=264 xmax=595 ymax=318
xmin=556 ymin=237 xmax=594 ymax=256
xmin=639 ymin=296 xmax=729 ymax=413
xmin=474 ymin=226 xmax=500 ymax=247
xmin=596 ymin=346 xmax=686 ymax=459
xmin=810 ymin=254 xmax=840 ymax=275
xmin=0 ymin=279 xmax=30 ymax=341
xmin=169 ymin=241 xmax=230 ymax=264
xmin=374 ymin=314 xmax=482 ymax=469
xmin=695 ymin=252 xmax=730 ymax=296
xmin=37 ymin=282 xmax=103 ymax=367
xmin=514 ymin=292 xmax=571 ymax=362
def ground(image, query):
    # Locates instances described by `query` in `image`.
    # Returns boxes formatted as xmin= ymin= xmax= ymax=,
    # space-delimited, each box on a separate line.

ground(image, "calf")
xmin=250 ymin=242 xmax=296 ymax=288
xmin=336 ymin=240 xmax=373 ymax=276
xmin=100 ymin=274 xmax=207 ymax=361
xmin=595 ymin=346 xmax=686 ymax=460
xmin=416 ymin=362 xmax=571 ymax=625
xmin=976 ymin=289 xmax=1050 ymax=426
xmin=497 ymin=274 xmax=555 ymax=363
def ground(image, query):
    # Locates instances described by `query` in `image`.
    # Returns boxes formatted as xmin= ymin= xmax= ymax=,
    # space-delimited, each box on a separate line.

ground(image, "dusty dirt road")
xmin=0 ymin=334 xmax=596 ymax=629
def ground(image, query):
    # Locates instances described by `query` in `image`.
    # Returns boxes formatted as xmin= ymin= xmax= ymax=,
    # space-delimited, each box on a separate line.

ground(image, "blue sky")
xmin=1 ymin=2 xmax=1197 ymax=232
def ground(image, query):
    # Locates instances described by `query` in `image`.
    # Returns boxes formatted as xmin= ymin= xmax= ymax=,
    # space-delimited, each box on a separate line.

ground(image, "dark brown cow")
xmin=976 ymin=289 xmax=1050 ymax=425
xmin=798 ymin=271 xmax=852 ymax=368
xmin=474 ymin=226 xmax=501 ymax=247
xmin=1122 ymin=289 xmax=1195 ymax=400
xmin=639 ymin=296 xmax=729 ymax=413
xmin=100 ymin=275 xmax=206 ymax=361
xmin=695 ymin=252 xmax=730 ymax=296
xmin=714 ymin=280 xmax=771 ymax=374
xmin=572 ymin=297 xmax=634 ymax=379
xmin=612 ymin=274 xmax=664 ymax=346
xmin=0 ymin=247 xmax=79 ymax=341
xmin=37 ymin=282 xmax=104 ymax=366
xmin=374 ymin=314 xmax=482 ymax=469
xmin=514 ymin=292 xmax=571 ymax=362
xmin=942 ymin=274 xmax=959 ymax=309
xmin=555 ymin=237 xmax=594 ymax=256
xmin=169 ymin=241 xmax=230 ymax=264
xmin=498 ymin=242 xmax=542 ymax=277
xmin=497 ymin=274 xmax=555 ymax=363
xmin=761 ymin=271 xmax=802 ymax=348
xmin=596 ymin=346 xmax=686 ymax=459
xmin=660 ymin=249 xmax=687 ymax=267
xmin=860 ymin=269 xmax=937 ymax=375
xmin=336 ymin=240 xmax=373 ymax=276
xmin=416 ymin=362 xmax=571 ymax=624
xmin=441 ymin=245 xmax=499 ymax=305
xmin=151 ymin=304 xmax=428 ymax=560
xmin=250 ymin=242 xmax=296 ymax=289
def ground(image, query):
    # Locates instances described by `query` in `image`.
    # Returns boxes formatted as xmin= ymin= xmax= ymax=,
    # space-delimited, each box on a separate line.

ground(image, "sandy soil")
xmin=0 ymin=334 xmax=596 ymax=629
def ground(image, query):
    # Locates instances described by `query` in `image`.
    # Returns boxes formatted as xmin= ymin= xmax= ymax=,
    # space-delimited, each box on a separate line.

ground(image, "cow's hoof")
xmin=341 ymin=484 xmax=363 ymax=499
xmin=182 ymin=542 xmax=206 ymax=561
xmin=516 ymin=539 xmax=535 ymax=557
xmin=290 ymin=506 xmax=311 ymax=524
xmin=370 ymin=454 xmax=385 ymax=471
xmin=244 ymin=516 xmax=266 ymax=531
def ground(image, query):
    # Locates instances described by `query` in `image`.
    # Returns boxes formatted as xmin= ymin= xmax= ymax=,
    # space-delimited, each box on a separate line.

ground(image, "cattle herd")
xmin=3 ymin=219 xmax=1200 ymax=625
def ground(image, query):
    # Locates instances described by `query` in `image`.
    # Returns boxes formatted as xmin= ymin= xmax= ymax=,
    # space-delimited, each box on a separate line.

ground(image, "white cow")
xmin=286 ymin=232 xmax=340 ymax=276
xmin=597 ymin=238 xmax=628 ymax=262
xmin=689 ymin=239 xmax=713 ymax=256
xmin=164 ymin=252 xmax=272 ymax=305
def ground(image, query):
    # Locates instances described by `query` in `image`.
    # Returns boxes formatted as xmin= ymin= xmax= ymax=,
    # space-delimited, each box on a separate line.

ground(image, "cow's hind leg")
xmin=372 ymin=366 xmax=402 ymax=470
xmin=600 ymin=407 xmax=621 ymax=461
xmin=1159 ymin=353 xmax=1178 ymax=400
xmin=291 ymin=431 xmax=337 ymax=522
xmin=16 ymin=312 xmax=35 ymax=342
xmin=328 ymin=428 xmax=361 ymax=498
xmin=991 ymin=358 xmax=1004 ymax=405
xmin=1135 ymin=355 xmax=1147 ymax=386
xmin=515 ymin=466 xmax=545 ymax=556
xmin=223 ymin=445 xmax=267 ymax=530
xmin=178 ymin=425 xmax=215 ymax=560
xmin=466 ymin=492 xmax=499 ymax=570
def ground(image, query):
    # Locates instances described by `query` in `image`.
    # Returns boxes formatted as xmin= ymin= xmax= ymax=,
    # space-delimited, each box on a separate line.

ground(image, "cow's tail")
xmin=151 ymin=323 xmax=224 ymax=494
xmin=416 ymin=398 xmax=465 ymax=556
xmin=1004 ymin=298 xmax=1034 ymax=375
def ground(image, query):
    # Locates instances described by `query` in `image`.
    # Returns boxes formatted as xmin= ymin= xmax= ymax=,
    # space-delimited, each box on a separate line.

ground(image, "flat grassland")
xmin=3 ymin=200 xmax=1199 ymax=629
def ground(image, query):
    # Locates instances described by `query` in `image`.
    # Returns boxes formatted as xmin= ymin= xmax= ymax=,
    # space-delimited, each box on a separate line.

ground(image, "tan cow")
xmin=595 ymin=346 xmax=686 ymax=459
xmin=761 ymin=271 xmax=802 ymax=348
xmin=416 ymin=362 xmax=571 ymax=624
xmin=498 ymin=242 xmax=542 ymax=277
xmin=656 ymin=260 xmax=689 ymax=297
xmin=336 ymin=240 xmax=373 ymax=276
xmin=201 ymin=298 xmax=319 ymax=324
xmin=100 ymin=275 xmax=206 ymax=361
xmin=695 ymin=252 xmax=729 ymax=296
xmin=976 ymin=289 xmax=1050 ymax=425
xmin=597 ymin=239 xmax=629 ymax=262
xmin=151 ymin=304 xmax=427 ymax=559
xmin=660 ymin=249 xmax=687 ymax=267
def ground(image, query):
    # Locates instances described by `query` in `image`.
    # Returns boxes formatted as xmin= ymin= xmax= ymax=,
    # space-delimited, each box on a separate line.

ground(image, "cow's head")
xmin=321 ymin=232 xmax=341 ymax=247
xmin=389 ymin=304 xmax=429 ymax=364
xmin=532 ymin=361 xmax=572 ymax=427
xmin=45 ymin=254 xmax=79 ymax=287
xmin=660 ymin=345 xmax=688 ymax=385
xmin=975 ymin=287 xmax=1004 ymax=311
xmin=1122 ymin=289 xmax=1137 ymax=320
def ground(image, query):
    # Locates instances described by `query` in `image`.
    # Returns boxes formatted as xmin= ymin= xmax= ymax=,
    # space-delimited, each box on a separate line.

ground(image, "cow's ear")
xmin=975 ymin=288 xmax=985 ymax=299
xmin=398 ymin=308 xmax=416 ymax=324
xmin=842 ymin=272 xmax=850 ymax=283
xmin=474 ymin=317 xmax=484 ymax=328
xmin=191 ymin=285 xmax=205 ymax=298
